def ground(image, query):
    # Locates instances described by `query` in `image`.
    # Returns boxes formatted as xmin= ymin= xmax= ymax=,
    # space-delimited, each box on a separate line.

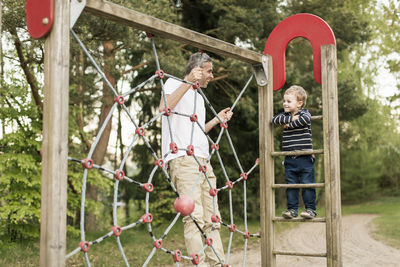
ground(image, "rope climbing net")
xmin=66 ymin=29 xmax=259 ymax=267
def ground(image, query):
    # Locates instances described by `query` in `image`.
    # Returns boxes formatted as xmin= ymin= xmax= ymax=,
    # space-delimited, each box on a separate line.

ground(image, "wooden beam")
xmin=271 ymin=149 xmax=324 ymax=157
xmin=259 ymin=55 xmax=275 ymax=267
xmin=273 ymin=217 xmax=326 ymax=222
xmin=321 ymin=44 xmax=342 ymax=267
xmin=40 ymin=0 xmax=70 ymax=266
xmin=272 ymin=183 xmax=325 ymax=188
xmin=84 ymin=0 xmax=262 ymax=64
xmin=273 ymin=250 xmax=327 ymax=257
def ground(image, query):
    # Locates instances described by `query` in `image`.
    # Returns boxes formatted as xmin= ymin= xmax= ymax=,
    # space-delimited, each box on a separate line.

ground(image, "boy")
xmin=272 ymin=85 xmax=316 ymax=219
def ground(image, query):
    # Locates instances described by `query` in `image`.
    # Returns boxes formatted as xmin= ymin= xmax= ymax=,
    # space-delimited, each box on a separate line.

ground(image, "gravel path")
xmin=228 ymin=214 xmax=400 ymax=267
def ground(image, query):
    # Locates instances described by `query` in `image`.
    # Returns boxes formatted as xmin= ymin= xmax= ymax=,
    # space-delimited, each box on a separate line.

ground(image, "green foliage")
xmin=0 ymin=79 xmax=42 ymax=240
xmin=149 ymin=184 xmax=177 ymax=226
xmin=0 ymin=133 xmax=41 ymax=241
xmin=372 ymin=0 xmax=400 ymax=109
xmin=340 ymin=100 xmax=400 ymax=202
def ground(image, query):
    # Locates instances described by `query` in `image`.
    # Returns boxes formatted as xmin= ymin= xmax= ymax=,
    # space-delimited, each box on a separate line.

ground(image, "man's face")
xmin=199 ymin=62 xmax=214 ymax=88
xmin=283 ymin=93 xmax=303 ymax=115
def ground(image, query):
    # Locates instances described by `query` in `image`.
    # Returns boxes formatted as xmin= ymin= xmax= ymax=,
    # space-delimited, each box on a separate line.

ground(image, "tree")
xmin=0 ymin=0 xmax=44 ymax=241
xmin=340 ymin=99 xmax=400 ymax=202
xmin=373 ymin=0 xmax=400 ymax=110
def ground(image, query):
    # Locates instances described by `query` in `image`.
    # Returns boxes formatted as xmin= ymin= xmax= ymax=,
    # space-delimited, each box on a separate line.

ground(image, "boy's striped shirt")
xmin=272 ymin=109 xmax=313 ymax=151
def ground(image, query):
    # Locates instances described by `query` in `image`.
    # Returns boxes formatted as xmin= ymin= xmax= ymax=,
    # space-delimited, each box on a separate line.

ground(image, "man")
xmin=159 ymin=52 xmax=232 ymax=266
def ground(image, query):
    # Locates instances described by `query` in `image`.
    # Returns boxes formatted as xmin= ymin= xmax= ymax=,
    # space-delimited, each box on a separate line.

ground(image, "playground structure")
xmin=65 ymin=27 xmax=259 ymax=265
xmin=30 ymin=0 xmax=342 ymax=266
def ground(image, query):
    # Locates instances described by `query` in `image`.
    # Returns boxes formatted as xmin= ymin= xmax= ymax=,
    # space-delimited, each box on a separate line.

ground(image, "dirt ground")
xmin=228 ymin=214 xmax=400 ymax=267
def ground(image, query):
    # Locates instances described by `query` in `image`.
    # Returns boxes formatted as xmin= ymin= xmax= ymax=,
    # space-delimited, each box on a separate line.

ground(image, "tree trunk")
xmin=75 ymin=50 xmax=91 ymax=151
xmin=85 ymin=40 xmax=116 ymax=231
xmin=11 ymin=27 xmax=43 ymax=113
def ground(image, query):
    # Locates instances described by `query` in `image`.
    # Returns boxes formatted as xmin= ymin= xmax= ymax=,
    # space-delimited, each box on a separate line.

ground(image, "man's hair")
xmin=185 ymin=52 xmax=212 ymax=75
xmin=285 ymin=85 xmax=307 ymax=108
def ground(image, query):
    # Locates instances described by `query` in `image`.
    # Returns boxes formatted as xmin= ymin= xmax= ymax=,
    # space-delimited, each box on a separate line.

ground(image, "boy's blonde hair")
xmin=284 ymin=85 xmax=307 ymax=108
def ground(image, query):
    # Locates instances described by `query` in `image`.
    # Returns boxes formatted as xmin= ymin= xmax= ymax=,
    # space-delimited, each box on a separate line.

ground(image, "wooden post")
xmin=259 ymin=55 xmax=275 ymax=267
xmin=40 ymin=0 xmax=70 ymax=266
xmin=321 ymin=44 xmax=342 ymax=267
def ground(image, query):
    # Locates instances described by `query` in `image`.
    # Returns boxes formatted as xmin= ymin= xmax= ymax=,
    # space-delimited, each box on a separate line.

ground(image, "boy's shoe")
xmin=282 ymin=209 xmax=298 ymax=219
xmin=300 ymin=209 xmax=317 ymax=219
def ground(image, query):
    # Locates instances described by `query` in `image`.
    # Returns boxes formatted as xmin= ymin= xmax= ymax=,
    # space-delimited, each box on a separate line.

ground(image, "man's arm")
xmin=158 ymin=83 xmax=191 ymax=112
xmin=205 ymin=107 xmax=233 ymax=133
xmin=158 ymin=67 xmax=202 ymax=112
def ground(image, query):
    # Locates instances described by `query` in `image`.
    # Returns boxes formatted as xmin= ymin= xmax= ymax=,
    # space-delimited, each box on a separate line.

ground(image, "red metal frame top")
xmin=26 ymin=0 xmax=54 ymax=39
xmin=264 ymin=13 xmax=336 ymax=91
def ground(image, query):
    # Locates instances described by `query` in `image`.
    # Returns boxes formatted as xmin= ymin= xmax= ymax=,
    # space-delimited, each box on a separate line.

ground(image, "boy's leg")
xmin=284 ymin=157 xmax=300 ymax=213
xmin=299 ymin=156 xmax=316 ymax=211
xmin=202 ymin=161 xmax=225 ymax=266
xmin=169 ymin=156 xmax=208 ymax=267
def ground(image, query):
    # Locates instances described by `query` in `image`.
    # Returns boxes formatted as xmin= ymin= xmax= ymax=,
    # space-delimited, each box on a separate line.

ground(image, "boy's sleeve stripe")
xmin=300 ymin=116 xmax=307 ymax=125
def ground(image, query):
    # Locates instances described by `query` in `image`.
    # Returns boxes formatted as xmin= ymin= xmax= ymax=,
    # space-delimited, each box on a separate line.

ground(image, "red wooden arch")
xmin=26 ymin=0 xmax=54 ymax=39
xmin=264 ymin=13 xmax=336 ymax=91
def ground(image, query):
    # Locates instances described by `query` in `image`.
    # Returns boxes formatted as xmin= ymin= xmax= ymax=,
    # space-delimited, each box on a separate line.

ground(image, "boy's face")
xmin=283 ymin=93 xmax=303 ymax=115
xmin=199 ymin=62 xmax=214 ymax=88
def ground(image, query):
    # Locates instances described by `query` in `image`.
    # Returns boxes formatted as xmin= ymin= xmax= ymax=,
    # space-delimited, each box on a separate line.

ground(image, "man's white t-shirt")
xmin=161 ymin=78 xmax=209 ymax=162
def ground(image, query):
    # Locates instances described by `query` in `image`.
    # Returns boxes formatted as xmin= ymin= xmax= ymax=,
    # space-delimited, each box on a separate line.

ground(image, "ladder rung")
xmin=271 ymin=149 xmax=323 ymax=157
xmin=273 ymin=217 xmax=326 ymax=222
xmin=272 ymin=183 xmax=325 ymax=188
xmin=311 ymin=115 xmax=322 ymax=120
xmin=273 ymin=250 xmax=327 ymax=257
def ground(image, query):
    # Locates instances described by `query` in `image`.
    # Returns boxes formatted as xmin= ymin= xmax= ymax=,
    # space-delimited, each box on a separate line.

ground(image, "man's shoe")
xmin=282 ymin=209 xmax=298 ymax=219
xmin=300 ymin=209 xmax=317 ymax=219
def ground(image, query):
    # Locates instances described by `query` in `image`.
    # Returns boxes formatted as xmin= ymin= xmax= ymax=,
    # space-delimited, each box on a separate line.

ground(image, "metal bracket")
xmin=70 ymin=0 xmax=86 ymax=29
xmin=26 ymin=0 xmax=54 ymax=39
xmin=253 ymin=55 xmax=269 ymax=86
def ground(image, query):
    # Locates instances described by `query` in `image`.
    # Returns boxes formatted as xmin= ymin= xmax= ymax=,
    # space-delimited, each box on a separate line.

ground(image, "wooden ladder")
xmin=258 ymin=45 xmax=342 ymax=267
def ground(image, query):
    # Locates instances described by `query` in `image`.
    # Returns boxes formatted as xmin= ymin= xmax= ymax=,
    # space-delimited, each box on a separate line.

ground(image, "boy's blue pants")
xmin=284 ymin=155 xmax=316 ymax=211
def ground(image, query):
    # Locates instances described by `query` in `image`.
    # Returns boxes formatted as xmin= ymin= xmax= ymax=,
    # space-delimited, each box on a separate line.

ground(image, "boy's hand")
xmin=284 ymin=124 xmax=289 ymax=129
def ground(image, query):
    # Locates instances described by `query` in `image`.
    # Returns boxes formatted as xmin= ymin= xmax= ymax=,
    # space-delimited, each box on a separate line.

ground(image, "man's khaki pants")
xmin=169 ymin=156 xmax=225 ymax=267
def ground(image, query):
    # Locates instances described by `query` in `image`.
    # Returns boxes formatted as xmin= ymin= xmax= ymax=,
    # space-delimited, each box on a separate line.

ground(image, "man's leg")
xmin=202 ymin=161 xmax=225 ymax=266
xmin=169 ymin=156 xmax=208 ymax=267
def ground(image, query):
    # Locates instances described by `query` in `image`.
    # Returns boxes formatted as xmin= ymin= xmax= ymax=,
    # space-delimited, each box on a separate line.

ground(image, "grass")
xmin=2 ymin=197 xmax=399 ymax=266
xmin=0 ymin=219 xmax=265 ymax=267
xmin=65 ymin=219 xmax=266 ymax=266
xmin=0 ymin=239 xmax=39 ymax=267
